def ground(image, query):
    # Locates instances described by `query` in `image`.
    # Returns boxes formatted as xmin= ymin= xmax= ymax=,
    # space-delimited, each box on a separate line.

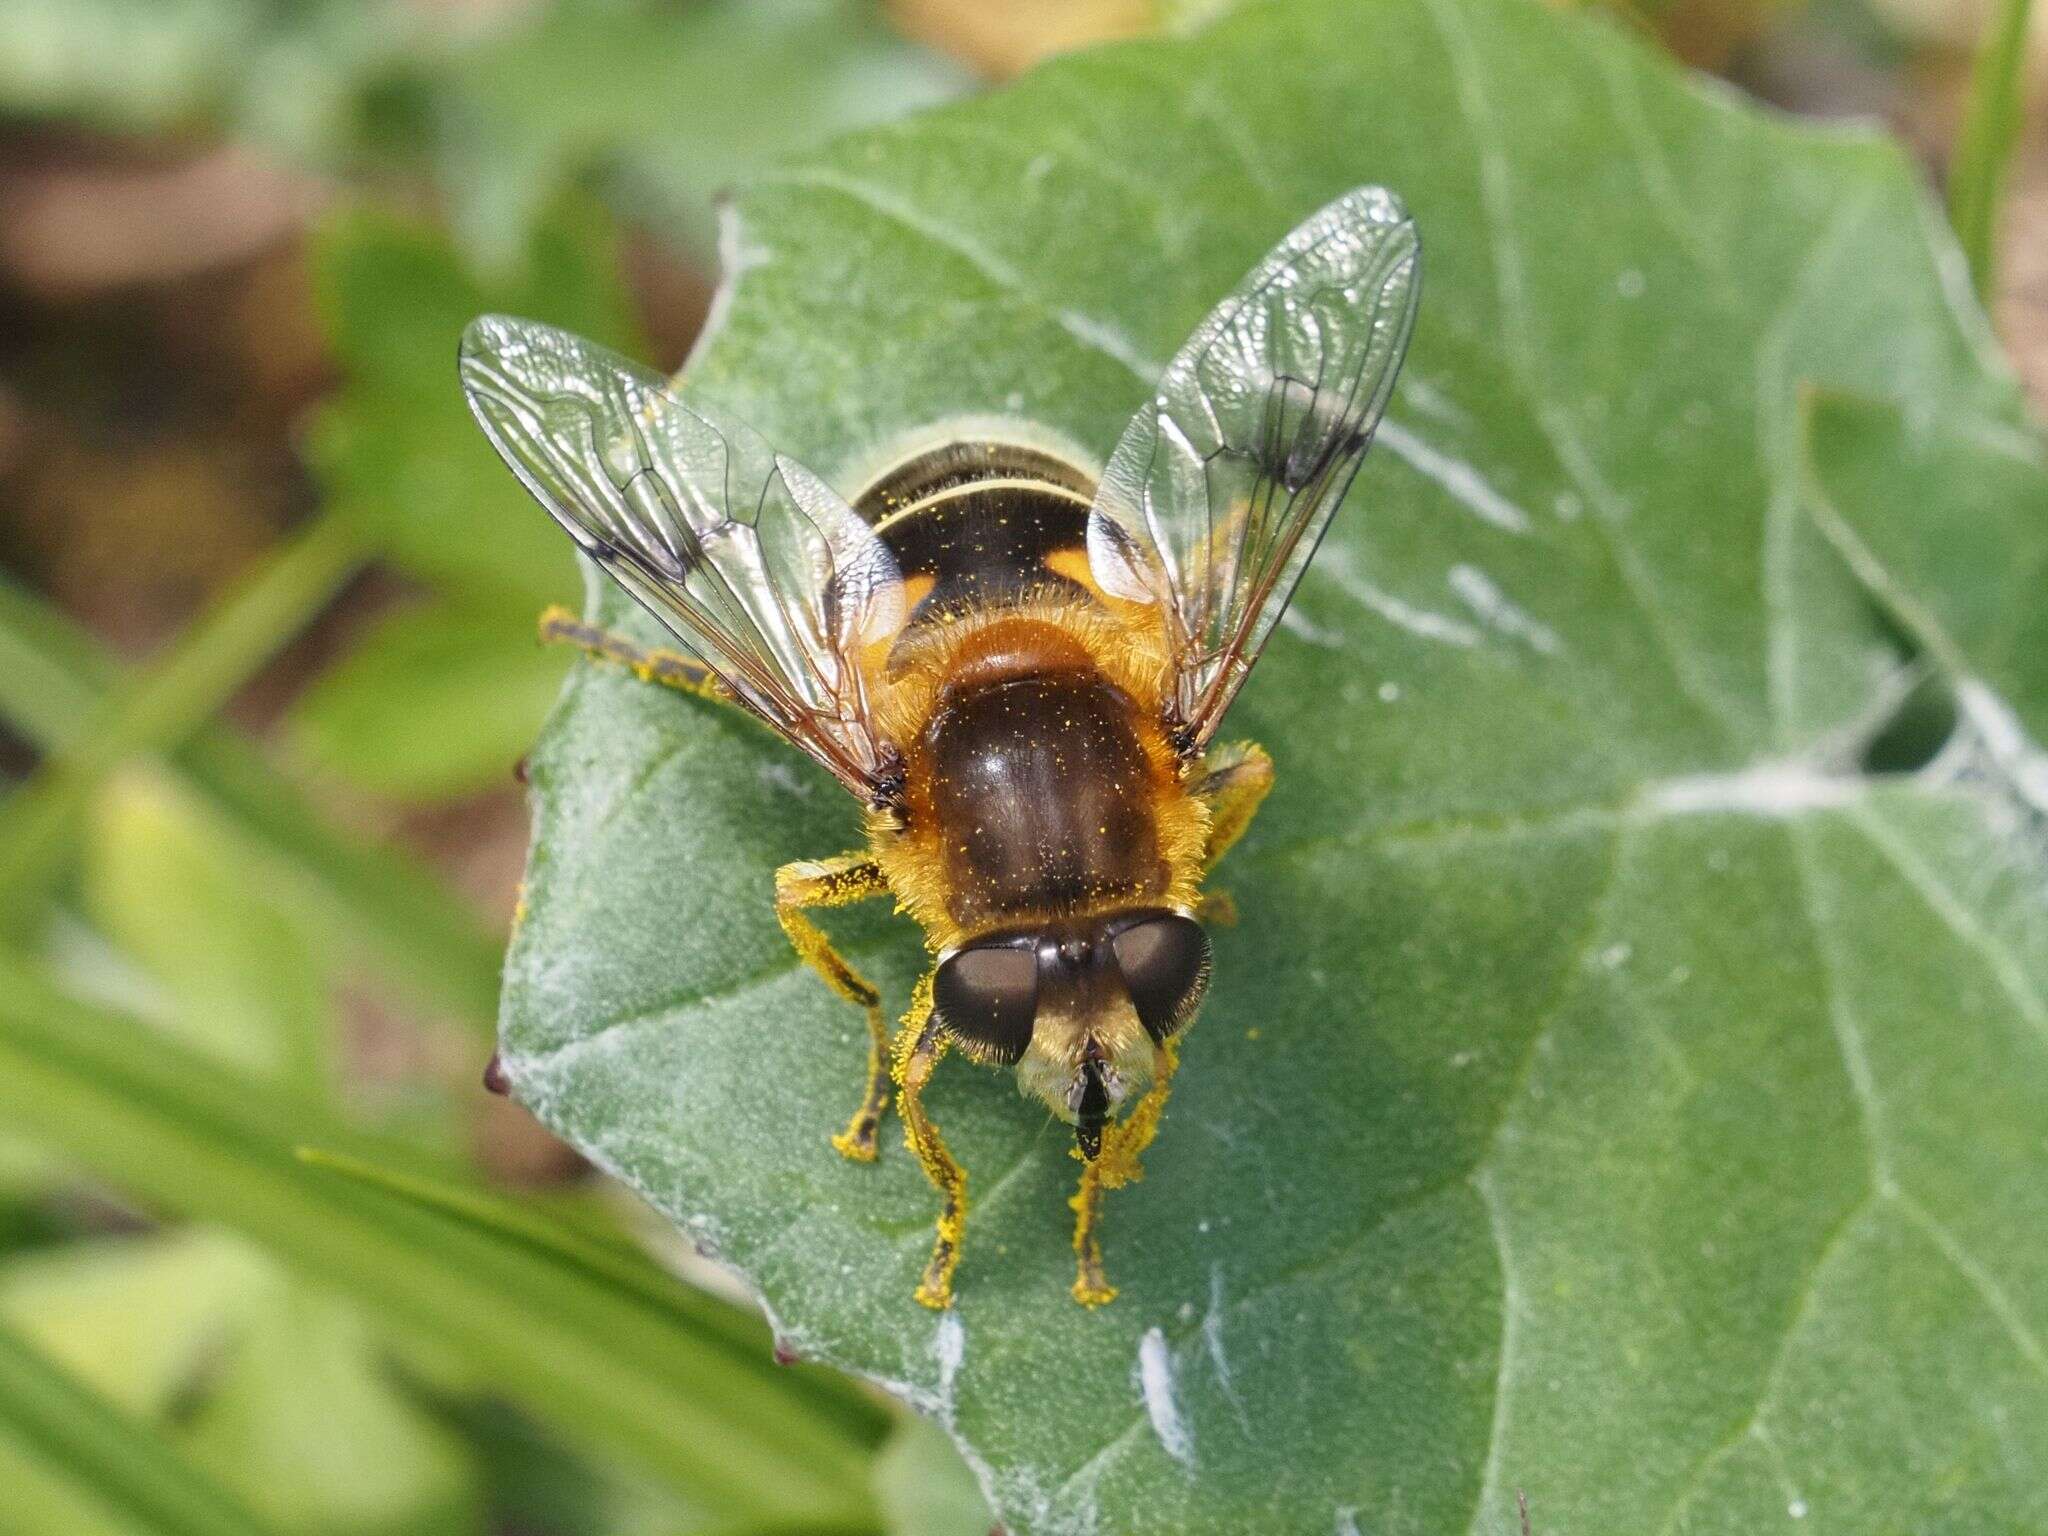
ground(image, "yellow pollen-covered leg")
xmin=774 ymin=854 xmax=894 ymax=1161
xmin=892 ymin=973 xmax=966 ymax=1309
xmin=1070 ymin=1039 xmax=1181 ymax=1307
xmin=539 ymin=605 xmax=730 ymax=705
xmin=1195 ymin=740 xmax=1274 ymax=873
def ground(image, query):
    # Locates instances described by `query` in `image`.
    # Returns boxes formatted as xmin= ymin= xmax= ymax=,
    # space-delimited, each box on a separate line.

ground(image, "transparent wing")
xmin=1087 ymin=186 xmax=1420 ymax=749
xmin=459 ymin=315 xmax=905 ymax=800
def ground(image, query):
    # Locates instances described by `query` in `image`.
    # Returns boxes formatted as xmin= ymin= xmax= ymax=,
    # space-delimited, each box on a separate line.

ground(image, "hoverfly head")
xmin=932 ymin=909 xmax=1210 ymax=1159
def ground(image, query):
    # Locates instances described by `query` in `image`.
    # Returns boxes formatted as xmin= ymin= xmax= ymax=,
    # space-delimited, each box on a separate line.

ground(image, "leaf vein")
xmin=1892 ymin=1191 xmax=2048 ymax=1380
xmin=1848 ymin=804 xmax=2048 ymax=1043
xmin=762 ymin=168 xmax=1165 ymax=386
xmin=1415 ymin=0 xmax=1745 ymax=750
xmin=1648 ymin=1190 xmax=1878 ymax=1536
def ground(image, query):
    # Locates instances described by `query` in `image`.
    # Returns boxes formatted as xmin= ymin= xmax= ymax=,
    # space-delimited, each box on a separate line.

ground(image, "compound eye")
xmin=1111 ymin=912 xmax=1212 ymax=1043
xmin=933 ymin=943 xmax=1038 ymax=1064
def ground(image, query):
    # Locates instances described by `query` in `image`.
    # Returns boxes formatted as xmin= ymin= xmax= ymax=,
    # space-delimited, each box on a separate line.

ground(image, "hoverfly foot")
xmin=831 ymin=1117 xmax=883 ymax=1163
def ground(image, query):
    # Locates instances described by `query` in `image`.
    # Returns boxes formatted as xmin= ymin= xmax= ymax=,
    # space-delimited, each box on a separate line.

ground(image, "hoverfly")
xmin=461 ymin=185 xmax=1420 ymax=1308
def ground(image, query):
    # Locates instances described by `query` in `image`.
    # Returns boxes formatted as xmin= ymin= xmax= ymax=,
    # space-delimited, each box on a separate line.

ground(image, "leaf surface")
xmin=502 ymin=2 xmax=2048 ymax=1530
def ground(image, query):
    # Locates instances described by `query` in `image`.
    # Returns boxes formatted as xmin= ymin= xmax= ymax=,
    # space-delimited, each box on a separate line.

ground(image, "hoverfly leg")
xmin=537 ymin=604 xmax=730 ymax=706
xmin=892 ymin=974 xmax=967 ymax=1309
xmin=1068 ymin=1038 xmax=1182 ymax=1307
xmin=1192 ymin=739 xmax=1274 ymax=874
xmin=773 ymin=853 xmax=894 ymax=1161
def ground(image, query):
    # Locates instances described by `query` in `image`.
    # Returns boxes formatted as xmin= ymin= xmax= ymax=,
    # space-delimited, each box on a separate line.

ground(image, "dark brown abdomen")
xmin=923 ymin=670 xmax=1162 ymax=928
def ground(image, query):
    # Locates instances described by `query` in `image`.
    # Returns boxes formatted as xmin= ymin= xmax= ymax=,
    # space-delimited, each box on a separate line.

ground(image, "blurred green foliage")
xmin=292 ymin=199 xmax=634 ymax=803
xmin=1949 ymin=0 xmax=2038 ymax=299
xmin=0 ymin=1 xmax=989 ymax=1532
xmin=0 ymin=0 xmax=2036 ymax=1531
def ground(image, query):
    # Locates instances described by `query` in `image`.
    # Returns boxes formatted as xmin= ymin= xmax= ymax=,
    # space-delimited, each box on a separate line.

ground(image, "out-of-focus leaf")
xmin=0 ymin=1316 xmax=278 ymax=1536
xmin=0 ymin=1229 xmax=268 ymax=1419
xmin=0 ymin=1441 xmax=135 ymax=1536
xmin=179 ymin=1285 xmax=482 ymax=1536
xmin=0 ymin=574 xmax=503 ymax=1030
xmin=0 ymin=0 xmax=277 ymax=131
xmin=306 ymin=199 xmax=637 ymax=615
xmin=0 ymin=958 xmax=887 ymax=1525
xmin=289 ymin=1147 xmax=771 ymax=1365
xmin=2 ymin=1231 xmax=480 ymax=1536
xmin=0 ymin=0 xmax=966 ymax=265
xmin=288 ymin=603 xmax=567 ymax=803
xmin=1155 ymin=0 xmax=1240 ymax=34
xmin=83 ymin=769 xmax=331 ymax=1086
xmin=436 ymin=1394 xmax=775 ymax=1536
xmin=500 ymin=0 xmax=2048 ymax=1531
xmin=434 ymin=0 xmax=973 ymax=266
xmin=0 ymin=513 xmax=369 ymax=934
xmin=0 ymin=0 xmax=435 ymax=164
xmin=1947 ymin=0 xmax=2038 ymax=299
xmin=872 ymin=1418 xmax=991 ymax=1536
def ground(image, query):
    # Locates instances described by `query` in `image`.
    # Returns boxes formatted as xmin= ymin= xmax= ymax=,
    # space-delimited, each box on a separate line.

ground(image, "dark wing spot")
xmin=1267 ymin=376 xmax=1364 ymax=493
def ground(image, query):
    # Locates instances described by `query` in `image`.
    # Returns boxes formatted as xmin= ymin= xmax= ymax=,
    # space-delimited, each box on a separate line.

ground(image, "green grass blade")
xmin=0 ymin=1318 xmax=281 ymax=1536
xmin=0 ymin=575 xmax=106 ymax=744
xmin=0 ymin=956 xmax=885 ymax=1524
xmin=0 ymin=514 xmax=370 ymax=932
xmin=291 ymin=1145 xmax=884 ymax=1438
xmin=0 ymin=573 xmax=503 ymax=1028
xmin=1948 ymin=0 xmax=2037 ymax=299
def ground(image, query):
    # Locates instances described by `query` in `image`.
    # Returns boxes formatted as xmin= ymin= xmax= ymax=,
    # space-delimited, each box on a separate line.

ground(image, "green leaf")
xmin=288 ymin=602 xmax=568 ymax=803
xmin=2 ymin=1231 xmax=483 ymax=1536
xmin=1802 ymin=390 xmax=2048 ymax=738
xmin=1946 ymin=0 xmax=2036 ymax=301
xmin=0 ymin=1315 xmax=280 ymax=1536
xmin=872 ymin=1418 xmax=992 ymax=1536
xmin=431 ymin=0 xmax=973 ymax=267
xmin=83 ymin=770 xmax=332 ymax=1086
xmin=501 ymin=0 xmax=2048 ymax=1530
xmin=0 ymin=1229 xmax=272 ymax=1419
xmin=177 ymin=1285 xmax=483 ymax=1536
xmin=0 ymin=957 xmax=887 ymax=1524
xmin=307 ymin=198 xmax=637 ymax=614
xmin=0 ymin=0 xmax=479 ymax=172
xmin=0 ymin=511 xmax=370 ymax=934
xmin=0 ymin=572 xmax=503 ymax=1031
xmin=288 ymin=1146 xmax=785 ymax=1368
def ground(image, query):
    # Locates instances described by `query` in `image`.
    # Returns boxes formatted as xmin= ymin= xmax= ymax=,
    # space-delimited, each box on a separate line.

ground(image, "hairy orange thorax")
xmin=864 ymin=598 xmax=1207 ymax=954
